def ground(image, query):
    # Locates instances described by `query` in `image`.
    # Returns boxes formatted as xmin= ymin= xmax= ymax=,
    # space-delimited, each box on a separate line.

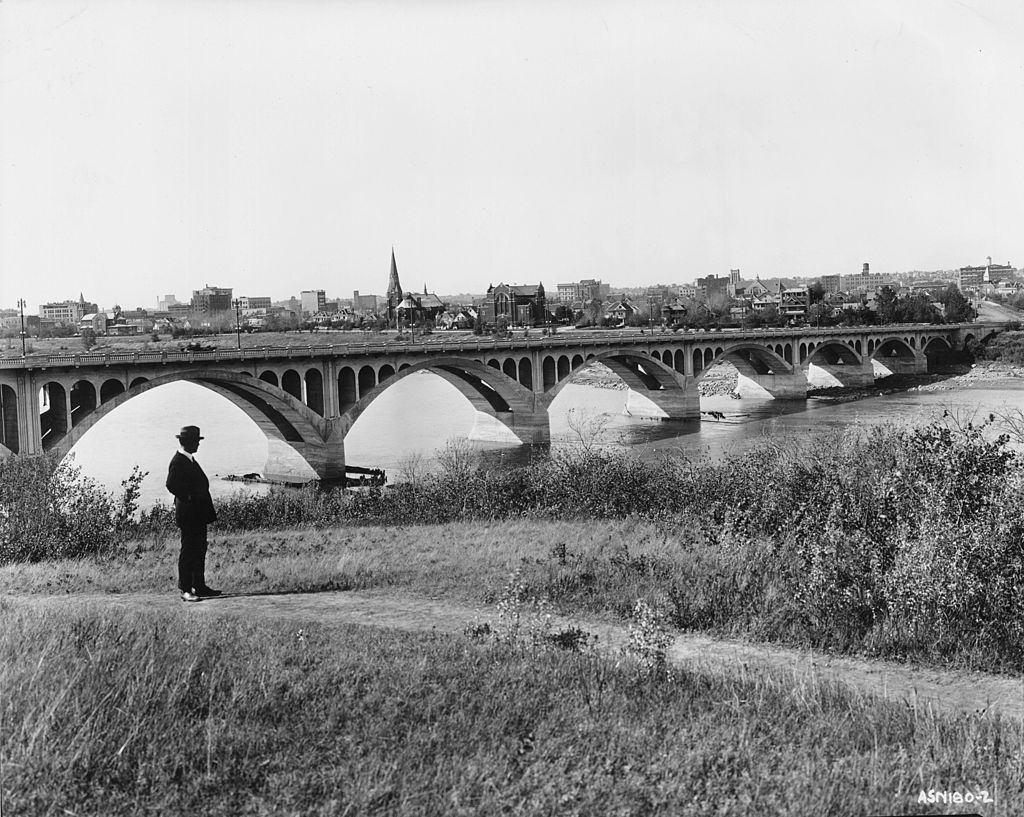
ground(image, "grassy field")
xmin=5 ymin=511 xmax=1023 ymax=675
xmin=2 ymin=602 xmax=1020 ymax=817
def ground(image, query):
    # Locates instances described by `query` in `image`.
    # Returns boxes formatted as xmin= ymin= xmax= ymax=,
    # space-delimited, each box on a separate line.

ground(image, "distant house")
xmin=437 ymin=309 xmax=474 ymax=330
xmin=79 ymin=313 xmax=107 ymax=333
xmin=107 ymin=323 xmax=141 ymax=336
xmin=661 ymin=299 xmax=688 ymax=323
xmin=604 ymin=300 xmax=636 ymax=325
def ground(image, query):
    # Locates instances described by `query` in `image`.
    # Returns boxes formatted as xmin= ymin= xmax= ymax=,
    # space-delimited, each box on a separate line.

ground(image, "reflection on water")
xmin=67 ymin=371 xmax=1024 ymax=508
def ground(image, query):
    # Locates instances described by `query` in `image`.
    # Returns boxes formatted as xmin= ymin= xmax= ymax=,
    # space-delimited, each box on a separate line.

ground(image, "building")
xmin=696 ymin=275 xmax=731 ymax=302
xmin=238 ymin=296 xmax=272 ymax=310
xmin=728 ymin=269 xmax=742 ymax=297
xmin=752 ymin=282 xmax=810 ymax=317
xmin=479 ymin=283 xmax=547 ymax=327
xmin=157 ymin=295 xmax=179 ymax=311
xmin=604 ymin=300 xmax=636 ymax=324
xmin=191 ymin=285 xmax=232 ymax=314
xmin=395 ymin=289 xmax=446 ymax=326
xmin=959 ymin=257 xmax=1015 ymax=291
xmin=39 ymin=294 xmax=98 ymax=326
xmin=79 ymin=313 xmax=107 ymax=333
xmin=846 ymin=263 xmax=893 ymax=293
xmin=556 ymin=283 xmax=580 ymax=303
xmin=555 ymin=278 xmax=605 ymax=304
xmin=661 ymin=299 xmax=689 ymax=324
xmin=821 ymin=274 xmax=842 ymax=294
xmin=352 ymin=291 xmax=378 ymax=312
xmin=300 ymin=290 xmax=326 ymax=316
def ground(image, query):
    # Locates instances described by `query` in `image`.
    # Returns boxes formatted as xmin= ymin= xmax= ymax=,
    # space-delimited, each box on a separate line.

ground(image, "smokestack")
xmin=862 ymin=263 xmax=869 ymax=275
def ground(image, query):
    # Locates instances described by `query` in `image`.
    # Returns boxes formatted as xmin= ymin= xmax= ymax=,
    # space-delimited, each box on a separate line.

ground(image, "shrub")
xmin=0 ymin=454 xmax=145 ymax=563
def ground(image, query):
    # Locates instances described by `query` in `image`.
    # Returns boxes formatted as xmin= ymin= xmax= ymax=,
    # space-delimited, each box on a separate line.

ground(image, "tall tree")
xmin=875 ymin=286 xmax=900 ymax=324
xmin=941 ymin=285 xmax=975 ymax=323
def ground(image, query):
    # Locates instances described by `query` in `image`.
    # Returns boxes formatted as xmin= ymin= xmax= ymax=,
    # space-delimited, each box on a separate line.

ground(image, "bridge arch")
xmin=49 ymin=369 xmax=342 ymax=479
xmin=541 ymin=349 xmax=696 ymax=420
xmin=872 ymin=337 xmax=915 ymax=360
xmin=923 ymin=337 xmax=952 ymax=355
xmin=304 ymin=368 xmax=324 ymax=416
xmin=338 ymin=366 xmax=357 ymax=412
xmin=802 ymin=342 xmax=873 ymax=388
xmin=803 ymin=341 xmax=862 ymax=368
xmin=339 ymin=356 xmax=548 ymax=445
xmin=357 ymin=365 xmax=376 ymax=396
xmin=871 ymin=337 xmax=920 ymax=377
xmin=518 ymin=358 xmax=532 ymax=389
xmin=1 ymin=383 xmax=20 ymax=454
xmin=100 ymin=378 xmax=126 ymax=404
xmin=38 ymin=381 xmax=69 ymax=451
xmin=70 ymin=380 xmax=97 ymax=428
xmin=695 ymin=343 xmax=791 ymax=380
xmin=281 ymin=369 xmax=302 ymax=400
xmin=694 ymin=342 xmax=808 ymax=399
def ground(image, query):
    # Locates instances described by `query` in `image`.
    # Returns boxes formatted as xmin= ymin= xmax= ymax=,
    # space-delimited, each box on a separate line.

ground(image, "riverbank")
xmin=807 ymin=360 xmax=1024 ymax=403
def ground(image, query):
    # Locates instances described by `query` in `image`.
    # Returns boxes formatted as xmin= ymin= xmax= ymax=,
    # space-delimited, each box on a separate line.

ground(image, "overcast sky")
xmin=2 ymin=0 xmax=1023 ymax=312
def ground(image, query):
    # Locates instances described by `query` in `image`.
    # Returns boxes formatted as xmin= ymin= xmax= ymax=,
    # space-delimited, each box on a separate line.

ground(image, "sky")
xmin=2 ymin=0 xmax=1024 ymax=313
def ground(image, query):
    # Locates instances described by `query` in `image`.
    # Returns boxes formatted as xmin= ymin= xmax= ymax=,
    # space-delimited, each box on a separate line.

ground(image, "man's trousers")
xmin=177 ymin=525 xmax=208 ymax=593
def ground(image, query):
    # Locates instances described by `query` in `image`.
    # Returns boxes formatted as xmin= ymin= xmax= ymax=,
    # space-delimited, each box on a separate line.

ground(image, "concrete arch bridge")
xmin=0 ymin=322 xmax=1002 ymax=480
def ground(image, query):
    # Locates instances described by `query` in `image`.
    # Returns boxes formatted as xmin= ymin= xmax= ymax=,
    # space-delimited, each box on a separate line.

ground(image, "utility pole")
xmin=17 ymin=298 xmax=26 ymax=357
xmin=232 ymin=298 xmax=242 ymax=349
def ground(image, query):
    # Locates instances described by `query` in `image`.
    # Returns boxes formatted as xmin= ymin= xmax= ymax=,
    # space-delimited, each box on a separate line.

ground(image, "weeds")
xmin=6 ymin=412 xmax=1024 ymax=670
xmin=4 ymin=605 xmax=1023 ymax=816
xmin=0 ymin=453 xmax=146 ymax=564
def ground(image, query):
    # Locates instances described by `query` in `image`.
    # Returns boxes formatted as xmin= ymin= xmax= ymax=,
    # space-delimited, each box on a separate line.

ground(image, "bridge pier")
xmin=806 ymin=360 xmax=876 ymax=389
xmin=264 ymin=437 xmax=345 ymax=483
xmin=623 ymin=382 xmax=700 ymax=420
xmin=873 ymin=351 xmax=928 ymax=377
xmin=599 ymin=358 xmax=700 ymax=420
xmin=469 ymin=407 xmax=551 ymax=445
xmin=735 ymin=370 xmax=808 ymax=399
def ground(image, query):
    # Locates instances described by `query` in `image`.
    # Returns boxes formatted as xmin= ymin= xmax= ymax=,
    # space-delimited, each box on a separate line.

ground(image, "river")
xmin=66 ymin=368 xmax=1024 ymax=509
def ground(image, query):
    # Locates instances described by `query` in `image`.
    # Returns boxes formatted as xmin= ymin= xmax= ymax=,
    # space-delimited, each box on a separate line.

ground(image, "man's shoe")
xmin=180 ymin=590 xmax=201 ymax=603
xmin=196 ymin=587 xmax=222 ymax=598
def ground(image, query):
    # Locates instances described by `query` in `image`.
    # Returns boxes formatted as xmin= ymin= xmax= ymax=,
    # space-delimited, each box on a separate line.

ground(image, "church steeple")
xmin=386 ymin=248 xmax=403 ymax=326
xmin=387 ymin=248 xmax=402 ymax=298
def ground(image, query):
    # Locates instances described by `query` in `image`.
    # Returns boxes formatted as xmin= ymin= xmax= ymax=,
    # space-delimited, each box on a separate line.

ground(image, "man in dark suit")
xmin=166 ymin=425 xmax=220 ymax=602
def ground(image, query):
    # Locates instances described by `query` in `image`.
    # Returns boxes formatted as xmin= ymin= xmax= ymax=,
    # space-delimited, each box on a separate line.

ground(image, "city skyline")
xmin=3 ymin=2 xmax=1024 ymax=313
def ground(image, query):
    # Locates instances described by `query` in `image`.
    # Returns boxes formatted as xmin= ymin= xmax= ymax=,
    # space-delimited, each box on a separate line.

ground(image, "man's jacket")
xmin=166 ymin=452 xmax=217 ymax=528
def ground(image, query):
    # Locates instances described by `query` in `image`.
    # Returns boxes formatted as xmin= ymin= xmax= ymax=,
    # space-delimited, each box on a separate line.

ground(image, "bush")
xmin=0 ymin=454 xmax=146 ymax=563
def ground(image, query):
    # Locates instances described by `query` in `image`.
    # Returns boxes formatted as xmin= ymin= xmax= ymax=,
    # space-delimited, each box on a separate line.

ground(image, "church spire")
xmin=386 ymin=247 xmax=403 ymax=327
xmin=387 ymin=248 xmax=402 ymax=299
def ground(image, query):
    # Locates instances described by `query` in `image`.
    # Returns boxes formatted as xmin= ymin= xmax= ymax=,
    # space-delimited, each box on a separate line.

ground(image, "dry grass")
xmin=1 ymin=518 xmax=650 ymax=605
xmin=2 ymin=602 xmax=1021 ymax=816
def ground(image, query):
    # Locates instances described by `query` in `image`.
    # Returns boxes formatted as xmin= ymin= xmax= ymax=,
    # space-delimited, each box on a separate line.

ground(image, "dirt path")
xmin=13 ymin=589 xmax=1023 ymax=720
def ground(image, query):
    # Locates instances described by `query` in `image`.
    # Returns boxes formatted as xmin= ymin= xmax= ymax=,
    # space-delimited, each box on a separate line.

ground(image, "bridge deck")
xmin=0 ymin=322 xmax=985 ymax=371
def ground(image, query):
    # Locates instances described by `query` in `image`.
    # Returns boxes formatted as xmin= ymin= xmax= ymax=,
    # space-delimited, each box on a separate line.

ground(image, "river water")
xmin=66 ymin=369 xmax=1024 ymax=509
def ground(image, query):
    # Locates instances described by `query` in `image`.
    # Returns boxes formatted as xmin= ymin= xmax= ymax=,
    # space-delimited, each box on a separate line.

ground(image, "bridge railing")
xmin=0 ymin=322 xmax=994 ymax=371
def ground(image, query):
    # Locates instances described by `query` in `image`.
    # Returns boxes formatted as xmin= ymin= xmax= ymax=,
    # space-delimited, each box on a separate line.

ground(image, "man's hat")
xmin=176 ymin=425 xmax=204 ymax=440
